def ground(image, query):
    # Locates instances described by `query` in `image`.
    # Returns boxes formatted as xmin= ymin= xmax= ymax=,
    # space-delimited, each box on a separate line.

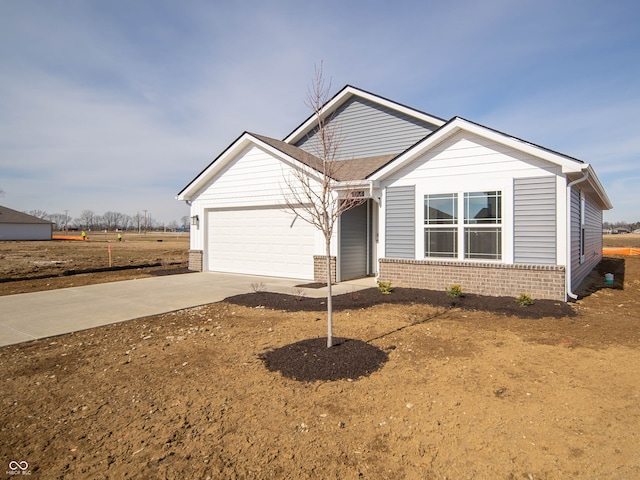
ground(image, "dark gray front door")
xmin=339 ymin=202 xmax=368 ymax=281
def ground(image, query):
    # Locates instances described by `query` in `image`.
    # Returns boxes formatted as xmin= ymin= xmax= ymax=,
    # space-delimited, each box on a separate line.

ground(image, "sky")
xmin=0 ymin=0 xmax=638 ymax=225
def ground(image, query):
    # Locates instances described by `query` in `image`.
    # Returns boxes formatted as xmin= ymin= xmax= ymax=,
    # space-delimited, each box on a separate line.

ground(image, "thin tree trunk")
xmin=326 ymin=237 xmax=333 ymax=348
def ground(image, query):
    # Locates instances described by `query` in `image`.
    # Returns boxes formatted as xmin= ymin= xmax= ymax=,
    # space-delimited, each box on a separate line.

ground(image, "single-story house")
xmin=177 ymin=86 xmax=612 ymax=301
xmin=0 ymin=205 xmax=53 ymax=240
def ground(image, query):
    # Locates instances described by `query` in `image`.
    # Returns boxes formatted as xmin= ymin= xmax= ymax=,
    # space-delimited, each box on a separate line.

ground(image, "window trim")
xmin=423 ymin=190 xmax=503 ymax=261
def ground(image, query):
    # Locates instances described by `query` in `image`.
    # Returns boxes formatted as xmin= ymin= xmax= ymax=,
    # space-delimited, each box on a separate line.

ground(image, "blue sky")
xmin=0 ymin=0 xmax=638 ymax=225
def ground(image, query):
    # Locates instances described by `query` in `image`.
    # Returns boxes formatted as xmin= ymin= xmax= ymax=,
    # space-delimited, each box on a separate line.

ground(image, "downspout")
xmin=566 ymin=168 xmax=589 ymax=300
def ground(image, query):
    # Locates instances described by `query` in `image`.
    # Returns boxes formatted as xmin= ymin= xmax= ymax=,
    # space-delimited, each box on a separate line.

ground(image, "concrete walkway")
xmin=0 ymin=272 xmax=376 ymax=347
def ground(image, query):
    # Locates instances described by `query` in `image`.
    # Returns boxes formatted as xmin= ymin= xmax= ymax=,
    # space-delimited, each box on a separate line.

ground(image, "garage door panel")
xmin=207 ymin=208 xmax=315 ymax=279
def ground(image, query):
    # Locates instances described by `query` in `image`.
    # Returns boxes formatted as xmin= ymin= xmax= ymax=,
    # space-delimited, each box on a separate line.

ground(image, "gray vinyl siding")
xmin=385 ymin=186 xmax=415 ymax=259
xmin=571 ymin=189 xmax=603 ymax=289
xmin=339 ymin=203 xmax=368 ymax=281
xmin=513 ymin=176 xmax=557 ymax=264
xmin=295 ymin=97 xmax=437 ymax=160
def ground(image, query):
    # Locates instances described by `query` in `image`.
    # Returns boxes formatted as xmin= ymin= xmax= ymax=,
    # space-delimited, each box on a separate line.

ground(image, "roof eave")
xmin=176 ymin=133 xmax=328 ymax=202
xmin=370 ymin=117 xmax=591 ymax=181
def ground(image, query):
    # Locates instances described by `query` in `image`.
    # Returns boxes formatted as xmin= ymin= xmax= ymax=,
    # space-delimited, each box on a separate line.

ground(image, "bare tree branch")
xmin=281 ymin=64 xmax=366 ymax=348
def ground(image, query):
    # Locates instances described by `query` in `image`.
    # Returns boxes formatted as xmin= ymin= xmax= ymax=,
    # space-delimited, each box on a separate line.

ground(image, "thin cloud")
xmin=0 ymin=0 xmax=638 ymax=223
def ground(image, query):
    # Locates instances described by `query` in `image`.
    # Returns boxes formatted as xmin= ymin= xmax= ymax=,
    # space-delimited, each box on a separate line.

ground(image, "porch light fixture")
xmin=190 ymin=215 xmax=199 ymax=228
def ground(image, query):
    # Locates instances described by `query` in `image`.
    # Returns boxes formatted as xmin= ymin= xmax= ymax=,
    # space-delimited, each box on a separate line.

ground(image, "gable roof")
xmin=282 ymin=85 xmax=446 ymax=146
xmin=177 ymin=131 xmax=398 ymax=201
xmin=368 ymin=116 xmax=612 ymax=209
xmin=0 ymin=205 xmax=52 ymax=225
xmin=178 ymin=86 xmax=611 ymax=210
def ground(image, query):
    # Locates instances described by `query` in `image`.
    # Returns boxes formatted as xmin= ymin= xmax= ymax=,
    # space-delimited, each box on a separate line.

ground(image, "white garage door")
xmin=207 ymin=207 xmax=316 ymax=279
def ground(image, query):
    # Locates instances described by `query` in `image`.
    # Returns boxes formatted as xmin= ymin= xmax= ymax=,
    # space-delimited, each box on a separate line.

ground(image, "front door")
xmin=339 ymin=202 xmax=368 ymax=281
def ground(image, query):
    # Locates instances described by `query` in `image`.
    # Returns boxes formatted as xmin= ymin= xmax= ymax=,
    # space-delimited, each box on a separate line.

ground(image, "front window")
xmin=424 ymin=191 xmax=502 ymax=260
xmin=425 ymin=194 xmax=457 ymax=257
xmin=464 ymin=191 xmax=502 ymax=260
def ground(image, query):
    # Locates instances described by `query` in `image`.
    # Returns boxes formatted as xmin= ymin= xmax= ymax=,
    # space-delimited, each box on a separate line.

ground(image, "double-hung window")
xmin=464 ymin=191 xmax=502 ymax=260
xmin=424 ymin=193 xmax=457 ymax=257
xmin=424 ymin=191 xmax=502 ymax=260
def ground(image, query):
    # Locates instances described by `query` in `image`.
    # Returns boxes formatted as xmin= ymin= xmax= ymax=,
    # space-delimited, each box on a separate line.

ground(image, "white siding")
xmin=193 ymin=145 xmax=308 ymax=208
xmin=381 ymin=131 xmax=563 ymax=265
xmin=189 ymin=145 xmax=324 ymax=253
xmin=385 ymin=132 xmax=562 ymax=187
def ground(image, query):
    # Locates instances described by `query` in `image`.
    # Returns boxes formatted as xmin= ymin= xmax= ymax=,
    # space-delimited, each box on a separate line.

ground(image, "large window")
xmin=424 ymin=191 xmax=502 ymax=260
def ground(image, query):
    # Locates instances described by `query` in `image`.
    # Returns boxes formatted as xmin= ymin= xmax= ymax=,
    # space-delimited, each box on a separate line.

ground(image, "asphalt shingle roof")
xmin=251 ymin=133 xmax=397 ymax=181
xmin=0 ymin=206 xmax=52 ymax=225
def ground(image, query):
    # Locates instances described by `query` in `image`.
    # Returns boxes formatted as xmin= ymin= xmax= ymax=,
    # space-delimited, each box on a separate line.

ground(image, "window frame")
xmin=423 ymin=190 xmax=503 ymax=261
xmin=424 ymin=193 xmax=458 ymax=258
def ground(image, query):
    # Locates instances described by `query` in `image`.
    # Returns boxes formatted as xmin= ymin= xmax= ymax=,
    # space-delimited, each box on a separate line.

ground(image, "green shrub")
xmin=446 ymin=284 xmax=464 ymax=298
xmin=515 ymin=292 xmax=534 ymax=307
xmin=377 ymin=281 xmax=393 ymax=294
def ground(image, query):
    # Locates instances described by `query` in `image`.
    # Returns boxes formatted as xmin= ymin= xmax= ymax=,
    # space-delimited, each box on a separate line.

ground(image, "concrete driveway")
xmin=0 ymin=272 xmax=375 ymax=347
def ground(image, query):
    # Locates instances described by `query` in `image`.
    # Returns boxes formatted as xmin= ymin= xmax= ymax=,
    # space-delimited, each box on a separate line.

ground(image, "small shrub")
xmin=515 ymin=292 xmax=534 ymax=307
xmin=446 ymin=284 xmax=464 ymax=298
xmin=377 ymin=281 xmax=393 ymax=294
xmin=251 ymin=282 xmax=266 ymax=293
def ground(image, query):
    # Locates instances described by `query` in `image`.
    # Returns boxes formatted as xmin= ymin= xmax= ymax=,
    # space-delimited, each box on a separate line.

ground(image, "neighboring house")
xmin=0 ymin=205 xmax=53 ymax=240
xmin=178 ymin=86 xmax=612 ymax=301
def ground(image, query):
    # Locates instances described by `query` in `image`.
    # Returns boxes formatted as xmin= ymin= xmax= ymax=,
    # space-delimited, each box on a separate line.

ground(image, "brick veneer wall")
xmin=314 ymin=255 xmax=336 ymax=284
xmin=188 ymin=250 xmax=203 ymax=272
xmin=379 ymin=259 xmax=566 ymax=301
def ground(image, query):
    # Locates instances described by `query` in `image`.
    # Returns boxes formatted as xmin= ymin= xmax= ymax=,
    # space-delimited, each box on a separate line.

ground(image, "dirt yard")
xmin=0 ymin=235 xmax=639 ymax=478
xmin=0 ymin=232 xmax=189 ymax=296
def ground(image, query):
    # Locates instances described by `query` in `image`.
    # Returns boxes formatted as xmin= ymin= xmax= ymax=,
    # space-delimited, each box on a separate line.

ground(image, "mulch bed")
xmin=259 ymin=337 xmax=390 ymax=382
xmin=225 ymin=287 xmax=575 ymax=319
xmin=228 ymin=287 xmax=575 ymax=382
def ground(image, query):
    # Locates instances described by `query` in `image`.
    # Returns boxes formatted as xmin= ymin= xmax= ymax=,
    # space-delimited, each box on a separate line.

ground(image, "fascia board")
xmin=283 ymin=85 xmax=446 ymax=145
xmin=177 ymin=133 xmax=325 ymax=201
xmin=451 ymin=118 xmax=586 ymax=172
xmin=370 ymin=117 xmax=588 ymax=181
xmin=282 ymin=85 xmax=355 ymax=144
xmin=352 ymin=87 xmax=446 ymax=127
xmin=585 ymin=164 xmax=613 ymax=210
xmin=176 ymin=132 xmax=254 ymax=201
xmin=333 ymin=179 xmax=371 ymax=190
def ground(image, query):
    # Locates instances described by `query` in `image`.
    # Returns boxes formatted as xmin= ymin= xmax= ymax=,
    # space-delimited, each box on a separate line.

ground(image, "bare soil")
xmin=0 ymin=235 xmax=639 ymax=478
xmin=0 ymin=233 xmax=189 ymax=296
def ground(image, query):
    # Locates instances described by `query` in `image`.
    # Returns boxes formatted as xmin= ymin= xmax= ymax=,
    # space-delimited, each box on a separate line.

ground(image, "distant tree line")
xmin=603 ymin=221 xmax=640 ymax=233
xmin=26 ymin=209 xmax=190 ymax=233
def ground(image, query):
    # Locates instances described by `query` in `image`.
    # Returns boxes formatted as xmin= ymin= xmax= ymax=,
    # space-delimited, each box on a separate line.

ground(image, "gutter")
xmin=566 ymin=168 xmax=590 ymax=300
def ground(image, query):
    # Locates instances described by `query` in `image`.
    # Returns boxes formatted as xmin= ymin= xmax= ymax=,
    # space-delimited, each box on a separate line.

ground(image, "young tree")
xmin=282 ymin=66 xmax=365 ymax=347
